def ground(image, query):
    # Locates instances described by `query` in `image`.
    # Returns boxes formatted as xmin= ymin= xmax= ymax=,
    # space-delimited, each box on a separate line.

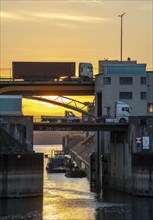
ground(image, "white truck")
xmin=62 ymin=62 xmax=93 ymax=81
xmin=41 ymin=111 xmax=80 ymax=123
xmin=79 ymin=63 xmax=93 ymax=79
xmin=97 ymin=101 xmax=131 ymax=123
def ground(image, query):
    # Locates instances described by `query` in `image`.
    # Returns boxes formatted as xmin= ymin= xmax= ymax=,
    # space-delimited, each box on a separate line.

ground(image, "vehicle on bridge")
xmin=41 ymin=110 xmax=80 ymax=123
xmin=12 ymin=62 xmax=93 ymax=81
xmin=97 ymin=101 xmax=131 ymax=123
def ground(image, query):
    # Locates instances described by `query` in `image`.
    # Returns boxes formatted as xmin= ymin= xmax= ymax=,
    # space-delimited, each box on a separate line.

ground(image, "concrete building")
xmin=94 ymin=59 xmax=153 ymax=196
xmin=95 ymin=59 xmax=153 ymax=118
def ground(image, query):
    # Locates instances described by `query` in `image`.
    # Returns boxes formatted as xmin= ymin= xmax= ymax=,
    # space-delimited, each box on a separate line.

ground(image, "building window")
xmin=97 ymin=92 xmax=102 ymax=117
xmin=140 ymin=77 xmax=146 ymax=85
xmin=119 ymin=77 xmax=133 ymax=85
xmin=147 ymin=103 xmax=153 ymax=112
xmin=119 ymin=92 xmax=132 ymax=99
xmin=103 ymin=77 xmax=111 ymax=85
xmin=140 ymin=92 xmax=146 ymax=99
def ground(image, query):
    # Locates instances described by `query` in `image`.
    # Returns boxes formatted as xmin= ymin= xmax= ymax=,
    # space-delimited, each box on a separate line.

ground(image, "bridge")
xmin=0 ymin=80 xmax=94 ymax=96
xmin=33 ymin=122 xmax=128 ymax=131
xmin=28 ymin=96 xmax=95 ymax=117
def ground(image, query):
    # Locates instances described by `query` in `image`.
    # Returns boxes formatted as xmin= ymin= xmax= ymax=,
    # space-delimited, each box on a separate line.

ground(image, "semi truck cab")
xmin=114 ymin=101 xmax=131 ymax=123
xmin=79 ymin=63 xmax=93 ymax=79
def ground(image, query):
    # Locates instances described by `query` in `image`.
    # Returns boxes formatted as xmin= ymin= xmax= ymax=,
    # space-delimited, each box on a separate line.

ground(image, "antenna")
xmin=118 ymin=12 xmax=126 ymax=62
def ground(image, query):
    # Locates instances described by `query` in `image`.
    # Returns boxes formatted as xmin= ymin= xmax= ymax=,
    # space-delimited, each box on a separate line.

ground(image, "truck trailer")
xmin=41 ymin=111 xmax=80 ymax=123
xmin=12 ymin=62 xmax=75 ymax=81
xmin=12 ymin=62 xmax=93 ymax=81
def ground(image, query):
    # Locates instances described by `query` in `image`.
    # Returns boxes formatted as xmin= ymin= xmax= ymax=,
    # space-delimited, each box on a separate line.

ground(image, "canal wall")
xmin=0 ymin=154 xmax=43 ymax=198
xmin=0 ymin=115 xmax=44 ymax=198
xmin=100 ymin=116 xmax=153 ymax=196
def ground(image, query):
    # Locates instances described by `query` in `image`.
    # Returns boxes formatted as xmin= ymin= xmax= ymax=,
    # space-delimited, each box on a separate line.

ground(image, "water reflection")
xmin=96 ymin=190 xmax=153 ymax=220
xmin=1 ymin=170 xmax=153 ymax=220
xmin=0 ymin=197 xmax=43 ymax=219
xmin=43 ymin=173 xmax=96 ymax=220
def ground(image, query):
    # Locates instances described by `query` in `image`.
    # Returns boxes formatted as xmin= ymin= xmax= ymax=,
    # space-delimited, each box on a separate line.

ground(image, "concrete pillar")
xmin=0 ymin=153 xmax=43 ymax=198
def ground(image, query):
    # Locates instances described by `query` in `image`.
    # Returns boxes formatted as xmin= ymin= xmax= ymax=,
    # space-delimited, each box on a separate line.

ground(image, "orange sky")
xmin=1 ymin=0 xmax=152 ymax=116
xmin=22 ymin=96 xmax=95 ymax=117
xmin=1 ymin=1 xmax=153 ymax=71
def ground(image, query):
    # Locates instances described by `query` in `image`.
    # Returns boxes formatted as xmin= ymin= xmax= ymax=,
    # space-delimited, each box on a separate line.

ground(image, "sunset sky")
xmin=1 ymin=0 xmax=153 ymax=116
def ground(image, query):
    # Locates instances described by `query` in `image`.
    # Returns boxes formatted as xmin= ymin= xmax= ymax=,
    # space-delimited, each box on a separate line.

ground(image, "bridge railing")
xmin=33 ymin=116 xmax=96 ymax=123
xmin=0 ymin=78 xmax=25 ymax=82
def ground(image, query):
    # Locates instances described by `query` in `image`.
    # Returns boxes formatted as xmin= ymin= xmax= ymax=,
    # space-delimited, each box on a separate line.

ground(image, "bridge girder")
xmin=25 ymin=96 xmax=95 ymax=117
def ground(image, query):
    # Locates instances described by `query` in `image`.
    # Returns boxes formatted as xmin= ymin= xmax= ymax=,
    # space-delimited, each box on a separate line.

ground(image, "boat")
xmin=46 ymin=150 xmax=69 ymax=173
xmin=65 ymin=166 xmax=86 ymax=178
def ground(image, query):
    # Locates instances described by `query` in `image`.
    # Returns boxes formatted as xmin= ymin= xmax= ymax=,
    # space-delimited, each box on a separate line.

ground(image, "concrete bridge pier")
xmin=96 ymin=116 xmax=153 ymax=197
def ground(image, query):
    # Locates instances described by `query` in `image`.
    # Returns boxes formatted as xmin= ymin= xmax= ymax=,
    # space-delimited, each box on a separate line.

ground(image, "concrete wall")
xmin=132 ymin=153 xmax=153 ymax=196
xmin=0 ymin=116 xmax=33 ymax=152
xmin=0 ymin=153 xmax=43 ymax=198
xmin=109 ymin=133 xmax=132 ymax=193
xmin=100 ymin=116 xmax=153 ymax=196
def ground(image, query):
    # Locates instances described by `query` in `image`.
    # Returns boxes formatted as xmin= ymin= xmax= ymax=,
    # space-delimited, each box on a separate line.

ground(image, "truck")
xmin=79 ymin=62 xmax=93 ymax=79
xmin=12 ymin=62 xmax=93 ymax=81
xmin=97 ymin=101 xmax=131 ymax=123
xmin=41 ymin=110 xmax=80 ymax=123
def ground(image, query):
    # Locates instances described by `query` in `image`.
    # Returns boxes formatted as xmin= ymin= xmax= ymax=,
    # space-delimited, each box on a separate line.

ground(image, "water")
xmin=0 ymin=145 xmax=153 ymax=220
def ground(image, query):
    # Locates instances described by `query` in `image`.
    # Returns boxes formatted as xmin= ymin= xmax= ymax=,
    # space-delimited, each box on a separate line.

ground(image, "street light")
xmin=118 ymin=12 xmax=126 ymax=62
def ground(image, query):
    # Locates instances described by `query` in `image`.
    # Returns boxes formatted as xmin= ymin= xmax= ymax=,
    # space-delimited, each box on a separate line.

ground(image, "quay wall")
xmin=0 ymin=153 xmax=43 ymax=198
xmin=0 ymin=115 xmax=44 ymax=198
xmin=101 ymin=116 xmax=153 ymax=196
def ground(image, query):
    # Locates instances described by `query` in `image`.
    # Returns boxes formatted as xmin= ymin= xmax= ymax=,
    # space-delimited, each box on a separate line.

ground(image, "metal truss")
xmin=25 ymin=96 xmax=95 ymax=117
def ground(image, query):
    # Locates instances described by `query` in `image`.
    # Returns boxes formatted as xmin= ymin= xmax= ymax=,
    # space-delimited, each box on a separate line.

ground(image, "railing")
xmin=0 ymin=77 xmax=95 ymax=83
xmin=33 ymin=116 xmax=93 ymax=123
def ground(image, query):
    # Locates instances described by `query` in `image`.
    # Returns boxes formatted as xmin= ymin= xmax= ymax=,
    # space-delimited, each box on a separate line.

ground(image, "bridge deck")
xmin=0 ymin=80 xmax=95 ymax=96
xmin=33 ymin=122 xmax=128 ymax=131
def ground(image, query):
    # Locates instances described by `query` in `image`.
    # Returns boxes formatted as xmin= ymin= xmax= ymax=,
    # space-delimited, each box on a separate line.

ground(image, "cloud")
xmin=1 ymin=9 xmax=111 ymax=26
xmin=33 ymin=12 xmax=111 ymax=24
xmin=1 ymin=12 xmax=23 ymax=20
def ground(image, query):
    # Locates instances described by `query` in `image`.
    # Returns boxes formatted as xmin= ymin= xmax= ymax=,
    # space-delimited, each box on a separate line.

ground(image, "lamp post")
xmin=118 ymin=12 xmax=125 ymax=62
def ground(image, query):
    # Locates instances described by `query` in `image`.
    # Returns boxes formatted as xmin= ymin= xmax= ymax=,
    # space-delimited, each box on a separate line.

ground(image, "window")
xmin=141 ymin=77 xmax=146 ymax=85
xmin=97 ymin=92 xmax=102 ymax=117
xmin=147 ymin=103 xmax=153 ymax=112
xmin=140 ymin=92 xmax=146 ymax=99
xmin=119 ymin=92 xmax=132 ymax=99
xmin=119 ymin=77 xmax=133 ymax=85
xmin=122 ymin=107 xmax=131 ymax=113
xmin=103 ymin=77 xmax=111 ymax=85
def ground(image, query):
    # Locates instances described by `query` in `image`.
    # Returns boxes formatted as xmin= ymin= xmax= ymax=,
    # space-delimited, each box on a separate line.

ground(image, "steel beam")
xmin=33 ymin=122 xmax=128 ymax=131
